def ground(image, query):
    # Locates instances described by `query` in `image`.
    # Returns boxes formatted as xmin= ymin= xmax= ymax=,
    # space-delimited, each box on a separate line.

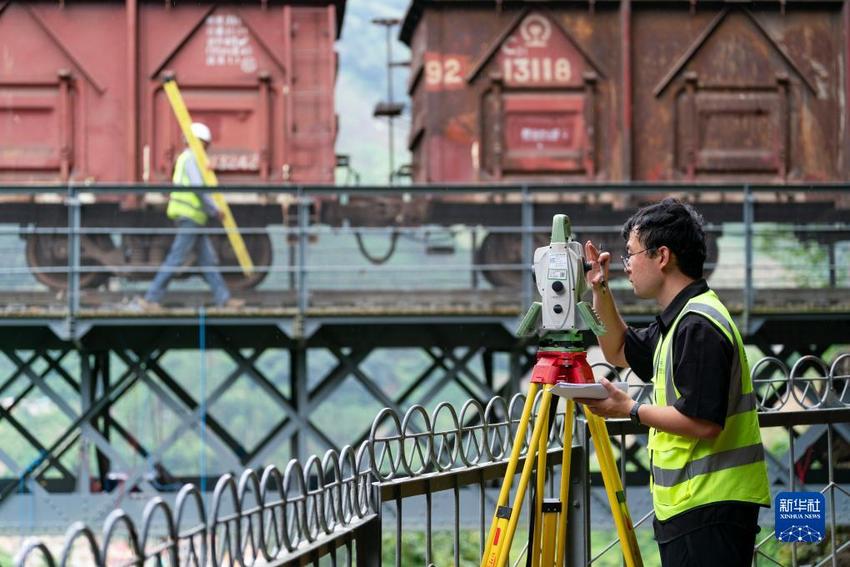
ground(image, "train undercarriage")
xmin=9 ymin=202 xmax=277 ymax=292
xmin=5 ymin=191 xmax=849 ymax=292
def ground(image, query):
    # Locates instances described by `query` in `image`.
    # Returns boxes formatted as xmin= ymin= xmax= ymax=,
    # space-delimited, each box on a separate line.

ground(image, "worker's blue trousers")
xmin=144 ymin=218 xmax=231 ymax=306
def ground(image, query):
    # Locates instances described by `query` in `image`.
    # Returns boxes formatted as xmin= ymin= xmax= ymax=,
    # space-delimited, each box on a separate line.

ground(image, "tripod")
xmin=480 ymin=215 xmax=643 ymax=567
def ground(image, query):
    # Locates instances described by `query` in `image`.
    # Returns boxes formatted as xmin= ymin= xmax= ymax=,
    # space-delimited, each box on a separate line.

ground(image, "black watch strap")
xmin=629 ymin=401 xmax=643 ymax=425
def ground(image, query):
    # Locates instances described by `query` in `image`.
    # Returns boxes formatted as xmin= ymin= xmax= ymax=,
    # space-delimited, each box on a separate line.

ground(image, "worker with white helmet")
xmin=141 ymin=123 xmax=243 ymax=309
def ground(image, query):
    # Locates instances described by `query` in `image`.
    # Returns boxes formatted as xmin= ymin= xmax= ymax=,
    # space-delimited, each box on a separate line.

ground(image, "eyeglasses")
xmin=621 ymin=248 xmax=654 ymax=270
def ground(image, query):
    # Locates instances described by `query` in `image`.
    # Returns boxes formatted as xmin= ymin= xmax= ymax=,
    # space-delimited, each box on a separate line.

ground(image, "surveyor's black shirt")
xmin=623 ymin=279 xmax=761 ymax=544
xmin=624 ymin=279 xmax=732 ymax=427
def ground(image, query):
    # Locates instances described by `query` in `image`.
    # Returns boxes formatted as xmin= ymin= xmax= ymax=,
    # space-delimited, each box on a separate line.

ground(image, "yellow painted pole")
xmin=555 ymin=400 xmax=575 ymax=567
xmin=531 ymin=403 xmax=549 ymax=567
xmin=495 ymin=386 xmax=554 ymax=567
xmin=539 ymin=501 xmax=559 ymax=566
xmin=161 ymin=78 xmax=254 ymax=276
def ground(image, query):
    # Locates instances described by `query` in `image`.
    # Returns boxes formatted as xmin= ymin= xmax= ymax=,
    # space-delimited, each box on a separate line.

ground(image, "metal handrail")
xmin=0 ymin=184 xmax=847 ymax=329
xmin=4 ymin=181 xmax=850 ymax=193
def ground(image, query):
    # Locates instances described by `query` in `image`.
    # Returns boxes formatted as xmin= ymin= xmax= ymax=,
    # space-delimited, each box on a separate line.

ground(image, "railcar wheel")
xmin=24 ymin=234 xmax=111 ymax=291
xmin=572 ymin=231 xmax=626 ymax=277
xmin=213 ymin=232 xmax=273 ymax=291
xmin=704 ymin=232 xmax=719 ymax=279
xmin=475 ymin=232 xmax=549 ymax=288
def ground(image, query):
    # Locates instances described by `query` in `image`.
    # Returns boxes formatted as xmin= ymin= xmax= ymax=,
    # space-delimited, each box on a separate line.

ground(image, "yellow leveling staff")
xmin=162 ymin=78 xmax=254 ymax=276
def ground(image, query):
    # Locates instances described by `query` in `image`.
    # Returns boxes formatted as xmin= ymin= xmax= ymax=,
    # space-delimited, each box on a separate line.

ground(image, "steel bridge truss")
xmin=1 ymin=317 xmax=847 ymax=535
xmin=0 ymin=319 xmax=536 ymax=532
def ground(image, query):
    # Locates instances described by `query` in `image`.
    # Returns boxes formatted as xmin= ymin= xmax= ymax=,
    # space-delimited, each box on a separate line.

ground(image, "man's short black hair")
xmin=621 ymin=198 xmax=707 ymax=279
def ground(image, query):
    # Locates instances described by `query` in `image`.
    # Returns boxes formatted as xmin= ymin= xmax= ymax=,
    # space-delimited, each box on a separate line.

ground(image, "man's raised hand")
xmin=584 ymin=240 xmax=611 ymax=290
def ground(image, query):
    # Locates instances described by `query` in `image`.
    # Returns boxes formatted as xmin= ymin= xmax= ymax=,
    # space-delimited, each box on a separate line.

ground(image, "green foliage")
xmin=382 ymin=530 xmax=480 ymax=566
xmin=381 ymin=528 xmax=662 ymax=567
xmin=759 ymin=526 xmax=850 ymax=565
xmin=590 ymin=528 xmax=661 ymax=567
xmin=380 ymin=526 xmax=850 ymax=567
xmin=754 ymin=226 xmax=830 ymax=288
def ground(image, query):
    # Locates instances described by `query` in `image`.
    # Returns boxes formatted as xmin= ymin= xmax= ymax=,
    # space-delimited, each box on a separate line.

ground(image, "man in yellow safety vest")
xmin=578 ymin=198 xmax=770 ymax=566
xmin=142 ymin=122 xmax=242 ymax=309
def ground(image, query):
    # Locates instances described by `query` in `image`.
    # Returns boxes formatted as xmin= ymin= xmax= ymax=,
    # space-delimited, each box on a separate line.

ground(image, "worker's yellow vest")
xmin=166 ymin=151 xmax=207 ymax=225
xmin=649 ymin=290 xmax=770 ymax=521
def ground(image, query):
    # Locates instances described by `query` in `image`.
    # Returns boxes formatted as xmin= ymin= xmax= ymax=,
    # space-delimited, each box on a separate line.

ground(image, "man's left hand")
xmin=576 ymin=378 xmax=634 ymax=418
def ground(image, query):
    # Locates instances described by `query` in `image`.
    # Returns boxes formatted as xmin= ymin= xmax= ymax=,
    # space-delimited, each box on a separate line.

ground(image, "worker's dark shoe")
xmin=220 ymin=298 xmax=245 ymax=309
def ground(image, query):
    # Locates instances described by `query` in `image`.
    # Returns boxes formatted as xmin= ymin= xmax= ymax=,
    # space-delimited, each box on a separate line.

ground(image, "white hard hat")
xmin=190 ymin=122 xmax=212 ymax=143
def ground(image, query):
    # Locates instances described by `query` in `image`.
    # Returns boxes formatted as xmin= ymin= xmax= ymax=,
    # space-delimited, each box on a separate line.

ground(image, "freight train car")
xmin=395 ymin=0 xmax=850 ymax=286
xmin=0 ymin=0 xmax=342 ymax=289
xmin=2 ymin=0 xmax=849 ymax=291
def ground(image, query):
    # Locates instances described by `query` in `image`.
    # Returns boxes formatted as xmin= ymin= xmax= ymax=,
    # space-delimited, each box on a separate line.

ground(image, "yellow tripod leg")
xmin=586 ymin=411 xmax=644 ymax=567
xmin=481 ymin=382 xmax=540 ymax=567
xmin=534 ymin=398 xmax=571 ymax=567
xmin=539 ymin=500 xmax=561 ymax=567
xmin=494 ymin=386 xmax=554 ymax=567
xmin=555 ymin=399 xmax=575 ymax=567
xmin=530 ymin=391 xmax=552 ymax=567
xmin=162 ymin=78 xmax=254 ymax=276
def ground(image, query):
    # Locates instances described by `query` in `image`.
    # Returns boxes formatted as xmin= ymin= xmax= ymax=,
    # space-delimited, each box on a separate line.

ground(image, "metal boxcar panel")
xmin=287 ymin=7 xmax=338 ymax=182
xmin=408 ymin=6 xmax=618 ymax=183
xmin=401 ymin=1 xmax=845 ymax=184
xmin=634 ymin=7 xmax=826 ymax=181
xmin=502 ymin=94 xmax=588 ymax=174
xmin=0 ymin=3 xmax=120 ymax=181
xmin=0 ymin=88 xmax=64 ymax=173
xmin=0 ymin=1 xmax=341 ymax=183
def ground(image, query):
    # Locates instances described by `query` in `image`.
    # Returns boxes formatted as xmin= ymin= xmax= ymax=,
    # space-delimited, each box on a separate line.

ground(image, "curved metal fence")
xmin=16 ymin=445 xmax=376 ymax=566
xmin=366 ymin=354 xmax=850 ymax=482
xmin=15 ymin=353 xmax=850 ymax=566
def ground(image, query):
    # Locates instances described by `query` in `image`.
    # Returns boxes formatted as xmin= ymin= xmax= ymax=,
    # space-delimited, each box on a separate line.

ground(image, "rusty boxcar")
xmin=395 ymin=0 xmax=850 ymax=286
xmin=401 ymin=2 xmax=848 ymax=184
xmin=0 ymin=0 xmax=341 ymax=289
xmin=1 ymin=0 xmax=849 ymax=291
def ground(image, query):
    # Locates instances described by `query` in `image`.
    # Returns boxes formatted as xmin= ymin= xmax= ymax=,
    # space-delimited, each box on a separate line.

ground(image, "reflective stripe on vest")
xmin=652 ymin=442 xmax=765 ymax=487
xmin=649 ymin=290 xmax=770 ymax=520
xmin=166 ymin=151 xmax=207 ymax=225
xmin=663 ymin=302 xmax=755 ymax=417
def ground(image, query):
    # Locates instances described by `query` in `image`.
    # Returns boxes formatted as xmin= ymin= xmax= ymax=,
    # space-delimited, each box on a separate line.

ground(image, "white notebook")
xmin=550 ymin=381 xmax=629 ymax=400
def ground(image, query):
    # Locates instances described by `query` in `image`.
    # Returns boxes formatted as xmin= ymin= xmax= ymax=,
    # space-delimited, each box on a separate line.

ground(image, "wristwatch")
xmin=629 ymin=401 xmax=643 ymax=425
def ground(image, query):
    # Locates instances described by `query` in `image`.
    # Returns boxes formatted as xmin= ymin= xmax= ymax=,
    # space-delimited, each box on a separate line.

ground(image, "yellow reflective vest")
xmin=166 ymin=150 xmax=208 ymax=225
xmin=649 ymin=289 xmax=770 ymax=521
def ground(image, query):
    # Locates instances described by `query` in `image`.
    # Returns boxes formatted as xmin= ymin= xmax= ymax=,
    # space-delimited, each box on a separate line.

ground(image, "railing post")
xmin=471 ymin=229 xmax=479 ymax=290
xmin=356 ymin=484 xmax=383 ymax=566
xmin=521 ymin=184 xmax=534 ymax=309
xmin=67 ymin=183 xmax=81 ymax=338
xmin=78 ymin=352 xmax=92 ymax=494
xmin=296 ymin=186 xmax=309 ymax=326
xmin=356 ymin=518 xmax=383 ymax=566
xmin=290 ymin=342 xmax=308 ymax=463
xmin=743 ymin=184 xmax=754 ymax=335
